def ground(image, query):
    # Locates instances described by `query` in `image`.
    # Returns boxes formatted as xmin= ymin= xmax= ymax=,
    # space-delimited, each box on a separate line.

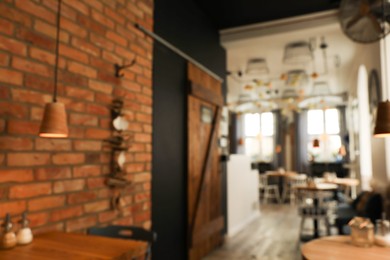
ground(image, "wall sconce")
xmin=39 ymin=0 xmax=68 ymax=138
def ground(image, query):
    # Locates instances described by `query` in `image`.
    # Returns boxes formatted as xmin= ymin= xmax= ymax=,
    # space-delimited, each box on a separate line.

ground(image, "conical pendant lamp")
xmin=374 ymin=100 xmax=390 ymax=137
xmin=39 ymin=0 xmax=68 ymax=138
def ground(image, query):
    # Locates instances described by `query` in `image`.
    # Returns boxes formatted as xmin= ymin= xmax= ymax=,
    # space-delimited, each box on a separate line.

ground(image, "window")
xmin=307 ymin=109 xmax=342 ymax=162
xmin=243 ymin=112 xmax=274 ymax=162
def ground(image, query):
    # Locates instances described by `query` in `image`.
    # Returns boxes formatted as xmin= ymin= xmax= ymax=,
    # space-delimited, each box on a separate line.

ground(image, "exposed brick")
xmin=87 ymin=177 xmax=106 ymax=189
xmin=53 ymin=179 xmax=85 ymax=193
xmin=73 ymin=165 xmax=102 ymax=178
xmin=15 ymin=0 xmax=56 ymax=23
xmin=122 ymin=79 xmax=142 ymax=92
xmin=50 ymin=206 xmax=83 ymax=222
xmin=102 ymin=50 xmax=121 ymax=63
xmin=0 ymin=137 xmax=33 ymax=151
xmin=0 ymin=201 xmax=26 ymax=216
xmin=11 ymin=89 xmax=49 ymax=105
xmin=86 ymin=103 xmax=109 ymax=116
xmin=7 ymin=120 xmax=40 ymax=135
xmin=29 ymin=195 xmax=66 ymax=211
xmin=69 ymin=113 xmax=98 ymax=126
xmin=0 ymin=103 xmax=28 ymax=119
xmin=65 ymin=86 xmax=94 ymax=101
xmin=0 ymin=35 xmax=27 ymax=56
xmin=58 ymin=70 xmax=88 ymax=86
xmin=106 ymin=31 xmax=127 ymax=47
xmin=34 ymin=20 xmax=56 ymax=38
xmin=9 ymin=183 xmax=52 ymax=199
xmin=73 ymin=140 xmax=102 ymax=151
xmin=33 ymin=222 xmax=64 ymax=235
xmin=0 ymin=154 xmax=4 ymax=166
xmin=90 ymin=33 xmax=114 ymax=51
xmin=71 ymin=37 xmax=100 ymax=57
xmin=136 ymin=113 xmax=152 ymax=124
xmin=84 ymin=199 xmax=110 ymax=213
xmin=12 ymin=57 xmax=52 ymax=77
xmin=67 ymin=191 xmax=97 ymax=204
xmin=52 ymin=153 xmax=85 ymax=165
xmin=68 ymin=127 xmax=85 ymax=139
xmin=128 ymin=143 xmax=146 ymax=152
xmin=134 ymin=153 xmax=151 ymax=162
xmin=0 ymin=169 xmax=34 ymax=183
xmin=126 ymin=163 xmax=145 ymax=174
xmin=68 ymin=61 xmax=97 ymax=78
xmin=59 ymin=44 xmax=89 ymax=64
xmin=98 ymin=210 xmax=118 ymax=223
xmin=35 ymin=167 xmax=72 ymax=180
xmin=0 ymin=17 xmax=14 ymax=35
xmin=16 ymin=28 xmax=55 ymax=51
xmin=66 ymin=215 xmax=97 ymax=232
xmin=61 ymin=17 xmax=87 ymax=38
xmin=85 ymin=128 xmax=110 ymax=139
xmin=133 ymin=172 xmax=151 ymax=183
xmin=135 ymin=191 xmax=150 ymax=203
xmin=8 ymin=153 xmax=50 ymax=167
xmin=133 ymin=210 xmax=150 ymax=224
xmin=82 ymin=0 xmax=103 ymax=12
xmin=0 ymin=3 xmax=32 ymax=27
xmin=64 ymin=0 xmax=89 ymax=15
xmin=91 ymin=9 xmax=114 ymax=29
xmin=25 ymin=74 xmax=53 ymax=92
xmin=134 ymin=133 xmax=151 ymax=143
xmin=29 ymin=47 xmax=55 ymax=65
xmin=104 ymin=6 xmax=125 ymax=25
xmin=0 ymin=52 xmax=9 ymax=66
xmin=29 ymin=212 xmax=49 ymax=228
xmin=88 ymin=80 xmax=113 ymax=94
xmin=35 ymin=138 xmax=72 ymax=151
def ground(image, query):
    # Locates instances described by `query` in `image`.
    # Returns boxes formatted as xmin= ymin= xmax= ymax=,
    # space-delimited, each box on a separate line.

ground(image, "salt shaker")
xmin=16 ymin=212 xmax=33 ymax=245
xmin=0 ymin=213 xmax=17 ymax=249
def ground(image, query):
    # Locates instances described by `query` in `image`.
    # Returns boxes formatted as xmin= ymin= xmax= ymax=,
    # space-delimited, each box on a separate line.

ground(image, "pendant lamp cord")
xmin=53 ymin=0 xmax=62 ymax=103
xmin=383 ymin=0 xmax=388 ymax=102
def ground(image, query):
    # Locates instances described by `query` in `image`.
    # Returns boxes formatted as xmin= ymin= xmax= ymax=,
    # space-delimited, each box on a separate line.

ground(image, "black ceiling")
xmin=193 ymin=0 xmax=341 ymax=30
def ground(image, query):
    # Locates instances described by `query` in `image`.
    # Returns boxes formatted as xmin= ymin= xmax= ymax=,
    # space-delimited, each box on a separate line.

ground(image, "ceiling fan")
xmin=339 ymin=0 xmax=390 ymax=43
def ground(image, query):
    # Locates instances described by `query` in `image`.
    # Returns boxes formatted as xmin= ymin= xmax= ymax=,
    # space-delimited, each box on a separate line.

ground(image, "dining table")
xmin=301 ymin=235 xmax=390 ymax=260
xmin=295 ymin=183 xmax=338 ymax=238
xmin=265 ymin=170 xmax=298 ymax=201
xmin=0 ymin=231 xmax=147 ymax=259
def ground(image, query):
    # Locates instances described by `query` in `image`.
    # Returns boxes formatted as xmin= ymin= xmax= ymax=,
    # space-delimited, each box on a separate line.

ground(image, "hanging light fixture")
xmin=39 ymin=0 xmax=68 ymax=138
xmin=374 ymin=1 xmax=390 ymax=138
xmin=313 ymin=139 xmax=320 ymax=147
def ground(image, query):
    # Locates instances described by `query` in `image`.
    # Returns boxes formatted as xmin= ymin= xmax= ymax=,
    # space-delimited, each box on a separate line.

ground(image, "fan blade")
xmin=346 ymin=14 xmax=363 ymax=29
xmin=367 ymin=13 xmax=382 ymax=33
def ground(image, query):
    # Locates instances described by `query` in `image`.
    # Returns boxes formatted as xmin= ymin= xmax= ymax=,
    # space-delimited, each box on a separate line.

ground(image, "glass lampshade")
xmin=246 ymin=58 xmax=269 ymax=76
xmin=283 ymin=41 xmax=313 ymax=64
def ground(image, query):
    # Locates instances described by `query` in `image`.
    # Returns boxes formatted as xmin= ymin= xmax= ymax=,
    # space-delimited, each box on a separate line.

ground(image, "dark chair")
xmin=87 ymin=225 xmax=157 ymax=260
xmin=335 ymin=191 xmax=383 ymax=234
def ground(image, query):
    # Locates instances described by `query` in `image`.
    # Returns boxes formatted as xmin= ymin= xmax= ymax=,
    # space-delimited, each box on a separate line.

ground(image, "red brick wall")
xmin=0 ymin=0 xmax=153 ymax=233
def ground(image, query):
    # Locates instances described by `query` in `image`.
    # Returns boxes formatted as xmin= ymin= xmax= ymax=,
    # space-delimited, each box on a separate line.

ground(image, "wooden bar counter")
xmin=0 ymin=231 xmax=147 ymax=259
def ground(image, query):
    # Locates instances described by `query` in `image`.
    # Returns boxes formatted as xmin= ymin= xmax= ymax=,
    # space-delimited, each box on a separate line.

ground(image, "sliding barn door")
xmin=187 ymin=63 xmax=224 ymax=260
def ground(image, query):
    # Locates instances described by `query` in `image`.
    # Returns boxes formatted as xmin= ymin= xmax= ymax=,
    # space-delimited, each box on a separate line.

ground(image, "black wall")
xmin=152 ymin=0 xmax=226 ymax=259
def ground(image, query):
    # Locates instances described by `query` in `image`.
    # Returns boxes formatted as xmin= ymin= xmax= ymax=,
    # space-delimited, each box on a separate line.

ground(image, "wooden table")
xmin=322 ymin=178 xmax=359 ymax=199
xmin=295 ymin=183 xmax=338 ymax=238
xmin=301 ymin=235 xmax=390 ymax=260
xmin=0 ymin=231 xmax=147 ymax=259
xmin=265 ymin=171 xmax=298 ymax=178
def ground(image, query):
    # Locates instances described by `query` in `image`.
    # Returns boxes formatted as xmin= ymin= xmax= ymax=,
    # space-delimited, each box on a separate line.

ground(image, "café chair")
xmin=282 ymin=173 xmax=307 ymax=204
xmin=87 ymin=225 xmax=157 ymax=260
xmin=259 ymin=174 xmax=281 ymax=204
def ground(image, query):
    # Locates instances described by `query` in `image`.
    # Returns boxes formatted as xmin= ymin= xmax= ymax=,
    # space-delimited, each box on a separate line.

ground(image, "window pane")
xmin=261 ymin=137 xmax=274 ymax=162
xmin=261 ymin=112 xmax=274 ymax=136
xmin=308 ymin=109 xmax=324 ymax=135
xmin=244 ymin=113 xmax=260 ymax=136
xmin=325 ymin=109 xmax=340 ymax=134
xmin=244 ymin=137 xmax=260 ymax=159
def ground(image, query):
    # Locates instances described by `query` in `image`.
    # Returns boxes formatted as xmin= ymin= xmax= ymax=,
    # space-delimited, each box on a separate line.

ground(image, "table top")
xmin=265 ymin=171 xmax=298 ymax=178
xmin=301 ymin=235 xmax=390 ymax=260
xmin=323 ymin=178 xmax=360 ymax=187
xmin=0 ymin=231 xmax=147 ymax=260
xmin=294 ymin=183 xmax=338 ymax=191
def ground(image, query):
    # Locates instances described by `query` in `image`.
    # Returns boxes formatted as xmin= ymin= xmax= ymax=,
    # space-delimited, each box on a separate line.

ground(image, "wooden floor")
xmin=204 ymin=204 xmax=303 ymax=260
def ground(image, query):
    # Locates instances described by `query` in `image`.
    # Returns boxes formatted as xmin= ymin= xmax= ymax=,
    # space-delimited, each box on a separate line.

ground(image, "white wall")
xmin=227 ymin=154 xmax=260 ymax=238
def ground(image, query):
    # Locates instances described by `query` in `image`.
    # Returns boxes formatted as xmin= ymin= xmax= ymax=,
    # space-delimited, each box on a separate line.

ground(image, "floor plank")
xmin=204 ymin=204 xmax=303 ymax=260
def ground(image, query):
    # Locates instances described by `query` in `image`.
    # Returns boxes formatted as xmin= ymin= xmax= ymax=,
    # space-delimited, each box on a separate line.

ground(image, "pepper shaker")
xmin=0 ymin=213 xmax=17 ymax=249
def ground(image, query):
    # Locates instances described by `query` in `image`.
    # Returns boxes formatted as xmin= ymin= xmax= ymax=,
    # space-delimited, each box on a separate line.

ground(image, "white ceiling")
xmin=221 ymin=10 xmax=362 ymax=112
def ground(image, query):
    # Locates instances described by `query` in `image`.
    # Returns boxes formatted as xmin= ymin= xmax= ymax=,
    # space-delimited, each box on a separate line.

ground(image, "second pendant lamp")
xmin=39 ymin=0 xmax=68 ymax=138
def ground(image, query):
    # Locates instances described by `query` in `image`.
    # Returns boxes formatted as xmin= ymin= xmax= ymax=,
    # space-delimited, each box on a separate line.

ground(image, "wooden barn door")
xmin=187 ymin=63 xmax=224 ymax=260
